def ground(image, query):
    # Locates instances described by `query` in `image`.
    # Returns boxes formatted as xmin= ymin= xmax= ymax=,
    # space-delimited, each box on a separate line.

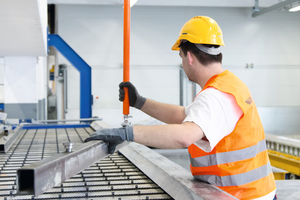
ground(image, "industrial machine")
xmin=266 ymin=134 xmax=300 ymax=180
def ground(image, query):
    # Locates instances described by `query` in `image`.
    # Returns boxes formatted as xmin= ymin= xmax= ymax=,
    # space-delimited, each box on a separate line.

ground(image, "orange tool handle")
xmin=123 ymin=0 xmax=130 ymax=115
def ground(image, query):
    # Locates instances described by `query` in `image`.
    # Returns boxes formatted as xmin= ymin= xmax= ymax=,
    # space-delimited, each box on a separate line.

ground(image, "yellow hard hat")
xmin=172 ymin=16 xmax=225 ymax=51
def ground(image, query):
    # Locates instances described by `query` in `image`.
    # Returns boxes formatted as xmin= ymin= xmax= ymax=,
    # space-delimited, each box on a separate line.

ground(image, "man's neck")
xmin=198 ymin=63 xmax=224 ymax=88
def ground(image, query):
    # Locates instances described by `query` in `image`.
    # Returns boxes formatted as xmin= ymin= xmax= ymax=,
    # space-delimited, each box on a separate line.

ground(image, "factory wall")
xmin=56 ymin=5 xmax=300 ymax=130
xmin=4 ymin=57 xmax=38 ymax=119
xmin=1 ymin=56 xmax=47 ymax=121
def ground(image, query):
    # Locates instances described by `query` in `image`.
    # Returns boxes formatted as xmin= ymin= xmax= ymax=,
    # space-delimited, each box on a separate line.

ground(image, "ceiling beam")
xmin=252 ymin=0 xmax=298 ymax=17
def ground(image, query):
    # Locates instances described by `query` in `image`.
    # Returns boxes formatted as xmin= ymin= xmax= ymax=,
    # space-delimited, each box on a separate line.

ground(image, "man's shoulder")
xmin=198 ymin=87 xmax=227 ymax=98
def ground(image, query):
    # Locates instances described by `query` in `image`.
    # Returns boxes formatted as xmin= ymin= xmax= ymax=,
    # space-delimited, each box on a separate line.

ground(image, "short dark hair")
xmin=180 ymin=41 xmax=222 ymax=66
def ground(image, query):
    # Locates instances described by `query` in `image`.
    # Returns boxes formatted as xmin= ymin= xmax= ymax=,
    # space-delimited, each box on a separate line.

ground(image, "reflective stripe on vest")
xmin=190 ymin=139 xmax=267 ymax=167
xmin=194 ymin=162 xmax=272 ymax=187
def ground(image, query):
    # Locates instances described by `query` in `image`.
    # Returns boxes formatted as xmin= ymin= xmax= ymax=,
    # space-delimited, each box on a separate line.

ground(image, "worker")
xmin=85 ymin=16 xmax=276 ymax=200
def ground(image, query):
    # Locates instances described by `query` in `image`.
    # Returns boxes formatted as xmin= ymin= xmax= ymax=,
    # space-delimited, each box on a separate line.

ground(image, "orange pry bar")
xmin=123 ymin=0 xmax=130 ymax=115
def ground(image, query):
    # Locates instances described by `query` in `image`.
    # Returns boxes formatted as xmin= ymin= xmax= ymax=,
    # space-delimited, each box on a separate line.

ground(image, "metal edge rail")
xmin=32 ymin=118 xmax=103 ymax=124
xmin=22 ymin=123 xmax=91 ymax=129
xmin=118 ymin=143 xmax=237 ymax=200
xmin=0 ymin=125 xmax=24 ymax=152
xmin=90 ymin=120 xmax=113 ymax=130
xmin=16 ymin=140 xmax=108 ymax=197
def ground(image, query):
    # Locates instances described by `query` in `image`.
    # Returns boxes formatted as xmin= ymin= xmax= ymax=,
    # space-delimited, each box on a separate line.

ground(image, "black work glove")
xmin=84 ymin=126 xmax=134 ymax=154
xmin=119 ymin=82 xmax=146 ymax=109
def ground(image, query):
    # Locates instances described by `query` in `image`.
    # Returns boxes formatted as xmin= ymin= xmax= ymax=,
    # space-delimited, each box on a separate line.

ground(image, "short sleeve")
xmin=183 ymin=88 xmax=243 ymax=152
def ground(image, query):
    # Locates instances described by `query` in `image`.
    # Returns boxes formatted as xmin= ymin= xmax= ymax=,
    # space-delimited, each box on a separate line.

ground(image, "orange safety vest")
xmin=188 ymin=70 xmax=276 ymax=200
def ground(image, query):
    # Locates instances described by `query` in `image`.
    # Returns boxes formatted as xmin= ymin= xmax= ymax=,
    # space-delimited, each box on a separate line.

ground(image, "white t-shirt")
xmin=183 ymin=87 xmax=276 ymax=200
xmin=183 ymin=87 xmax=243 ymax=152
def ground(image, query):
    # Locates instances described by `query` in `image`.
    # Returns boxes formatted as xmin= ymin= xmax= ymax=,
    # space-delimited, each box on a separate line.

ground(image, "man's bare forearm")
xmin=140 ymin=99 xmax=186 ymax=124
xmin=133 ymin=122 xmax=204 ymax=149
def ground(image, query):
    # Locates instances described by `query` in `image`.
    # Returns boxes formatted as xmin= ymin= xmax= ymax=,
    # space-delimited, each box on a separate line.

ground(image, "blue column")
xmin=48 ymin=34 xmax=92 ymax=119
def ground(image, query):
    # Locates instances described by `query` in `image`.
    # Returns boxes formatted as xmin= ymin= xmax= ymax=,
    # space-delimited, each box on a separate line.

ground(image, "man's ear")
xmin=187 ymin=51 xmax=194 ymax=65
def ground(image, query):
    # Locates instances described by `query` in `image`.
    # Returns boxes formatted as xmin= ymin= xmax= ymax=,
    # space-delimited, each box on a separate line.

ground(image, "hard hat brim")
xmin=171 ymin=40 xmax=181 ymax=51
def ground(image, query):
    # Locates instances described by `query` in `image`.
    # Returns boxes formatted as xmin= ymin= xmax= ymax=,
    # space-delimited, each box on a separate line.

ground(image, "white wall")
xmin=56 ymin=5 xmax=300 ymax=127
xmin=4 ymin=57 xmax=37 ymax=104
xmin=3 ymin=56 xmax=48 ymax=120
xmin=3 ymin=57 xmax=38 ymax=119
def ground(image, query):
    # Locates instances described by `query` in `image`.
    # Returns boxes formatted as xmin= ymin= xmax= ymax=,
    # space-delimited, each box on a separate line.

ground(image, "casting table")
xmin=0 ymin=124 xmax=235 ymax=200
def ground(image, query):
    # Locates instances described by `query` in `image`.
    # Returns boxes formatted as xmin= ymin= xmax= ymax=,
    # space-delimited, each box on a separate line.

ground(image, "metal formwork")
xmin=0 ymin=123 xmax=236 ymax=200
xmin=0 ymin=126 xmax=172 ymax=200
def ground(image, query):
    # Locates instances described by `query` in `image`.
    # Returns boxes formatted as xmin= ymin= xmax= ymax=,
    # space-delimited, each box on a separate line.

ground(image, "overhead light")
xmin=289 ymin=5 xmax=300 ymax=11
xmin=289 ymin=1 xmax=300 ymax=12
xmin=130 ymin=0 xmax=138 ymax=7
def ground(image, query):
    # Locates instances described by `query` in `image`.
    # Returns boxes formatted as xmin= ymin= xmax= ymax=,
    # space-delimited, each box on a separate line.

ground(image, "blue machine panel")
xmin=48 ymin=34 xmax=92 ymax=119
